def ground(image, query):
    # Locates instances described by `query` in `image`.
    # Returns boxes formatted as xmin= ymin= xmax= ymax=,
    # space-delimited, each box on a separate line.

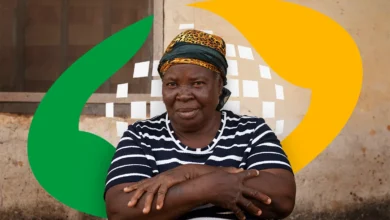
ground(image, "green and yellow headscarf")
xmin=158 ymin=30 xmax=231 ymax=111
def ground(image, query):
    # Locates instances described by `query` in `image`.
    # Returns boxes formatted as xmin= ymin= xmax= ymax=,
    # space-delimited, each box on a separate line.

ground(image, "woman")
xmin=104 ymin=30 xmax=296 ymax=220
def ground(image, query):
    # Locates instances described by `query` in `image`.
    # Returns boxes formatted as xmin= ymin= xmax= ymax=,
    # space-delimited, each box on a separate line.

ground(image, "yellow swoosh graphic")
xmin=189 ymin=0 xmax=363 ymax=173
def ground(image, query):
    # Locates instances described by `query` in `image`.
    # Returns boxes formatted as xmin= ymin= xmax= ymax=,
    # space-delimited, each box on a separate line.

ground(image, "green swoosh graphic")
xmin=27 ymin=16 xmax=153 ymax=218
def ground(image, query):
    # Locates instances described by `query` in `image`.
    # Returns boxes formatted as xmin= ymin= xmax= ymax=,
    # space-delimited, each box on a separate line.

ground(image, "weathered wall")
xmin=164 ymin=0 xmax=390 ymax=218
xmin=0 ymin=113 xmax=102 ymax=220
xmin=162 ymin=0 xmax=390 ymax=216
xmin=1 ymin=0 xmax=390 ymax=219
xmin=282 ymin=0 xmax=390 ymax=218
xmin=0 ymin=113 xmax=140 ymax=220
xmin=171 ymin=0 xmax=390 ymax=218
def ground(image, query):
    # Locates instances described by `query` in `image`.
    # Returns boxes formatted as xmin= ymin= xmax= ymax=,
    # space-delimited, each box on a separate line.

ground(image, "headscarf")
xmin=157 ymin=30 xmax=231 ymax=111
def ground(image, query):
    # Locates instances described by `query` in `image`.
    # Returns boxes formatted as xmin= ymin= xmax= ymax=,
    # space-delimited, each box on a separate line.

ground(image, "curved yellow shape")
xmin=189 ymin=0 xmax=363 ymax=173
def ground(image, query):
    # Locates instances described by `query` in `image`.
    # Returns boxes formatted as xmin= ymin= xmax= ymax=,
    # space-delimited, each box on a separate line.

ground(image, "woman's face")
xmin=162 ymin=64 xmax=222 ymax=130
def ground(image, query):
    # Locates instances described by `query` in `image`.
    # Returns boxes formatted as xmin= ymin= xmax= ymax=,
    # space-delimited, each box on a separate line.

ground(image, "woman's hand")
xmin=204 ymin=169 xmax=272 ymax=220
xmin=123 ymin=164 xmax=242 ymax=214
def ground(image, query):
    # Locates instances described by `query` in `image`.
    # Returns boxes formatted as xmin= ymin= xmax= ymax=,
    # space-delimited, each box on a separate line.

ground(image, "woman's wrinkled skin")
xmin=161 ymin=64 xmax=223 ymax=147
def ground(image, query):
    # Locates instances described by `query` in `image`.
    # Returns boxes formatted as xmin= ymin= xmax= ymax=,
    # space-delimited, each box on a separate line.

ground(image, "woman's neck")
xmin=171 ymin=111 xmax=221 ymax=148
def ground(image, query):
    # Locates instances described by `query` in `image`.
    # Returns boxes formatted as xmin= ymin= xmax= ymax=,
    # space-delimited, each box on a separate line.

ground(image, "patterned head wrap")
xmin=157 ymin=30 xmax=231 ymax=111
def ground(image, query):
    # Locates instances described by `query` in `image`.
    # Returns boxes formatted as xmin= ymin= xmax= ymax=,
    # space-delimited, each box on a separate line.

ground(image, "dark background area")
xmin=0 ymin=0 xmax=154 ymax=94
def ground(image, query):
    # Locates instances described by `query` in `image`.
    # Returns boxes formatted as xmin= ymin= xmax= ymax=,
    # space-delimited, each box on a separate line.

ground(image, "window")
xmin=0 ymin=0 xmax=154 ymax=94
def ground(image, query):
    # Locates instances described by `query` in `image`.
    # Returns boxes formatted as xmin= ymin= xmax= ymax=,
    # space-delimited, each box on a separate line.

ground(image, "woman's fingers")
xmin=127 ymin=187 xmax=146 ymax=207
xmin=223 ymin=167 xmax=244 ymax=174
xmin=240 ymin=169 xmax=259 ymax=180
xmin=124 ymin=179 xmax=147 ymax=192
xmin=124 ymin=177 xmax=174 ymax=212
xmin=123 ymin=183 xmax=139 ymax=193
xmin=242 ymin=187 xmax=271 ymax=205
xmin=142 ymin=184 xmax=161 ymax=214
xmin=236 ymin=169 xmax=259 ymax=181
xmin=237 ymin=195 xmax=262 ymax=217
xmin=230 ymin=205 xmax=246 ymax=220
xmin=156 ymin=184 xmax=169 ymax=210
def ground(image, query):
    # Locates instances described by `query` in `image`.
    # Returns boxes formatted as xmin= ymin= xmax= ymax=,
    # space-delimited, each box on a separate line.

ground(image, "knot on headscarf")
xmin=157 ymin=30 xmax=231 ymax=111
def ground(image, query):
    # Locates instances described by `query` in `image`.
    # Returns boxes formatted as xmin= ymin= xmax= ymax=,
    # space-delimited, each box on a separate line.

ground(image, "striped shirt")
xmin=104 ymin=110 xmax=293 ymax=219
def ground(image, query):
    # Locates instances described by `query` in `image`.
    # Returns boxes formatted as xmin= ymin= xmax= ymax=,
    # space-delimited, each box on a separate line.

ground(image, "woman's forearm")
xmin=107 ymin=175 xmax=211 ymax=220
xmin=107 ymin=165 xmax=240 ymax=220
xmin=243 ymin=170 xmax=296 ymax=219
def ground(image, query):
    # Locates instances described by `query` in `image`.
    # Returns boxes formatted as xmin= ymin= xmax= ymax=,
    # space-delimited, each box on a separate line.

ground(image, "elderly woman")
xmin=104 ymin=30 xmax=296 ymax=220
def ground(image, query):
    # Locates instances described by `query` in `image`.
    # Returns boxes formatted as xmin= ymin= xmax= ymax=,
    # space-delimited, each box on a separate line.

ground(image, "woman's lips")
xmin=176 ymin=109 xmax=199 ymax=119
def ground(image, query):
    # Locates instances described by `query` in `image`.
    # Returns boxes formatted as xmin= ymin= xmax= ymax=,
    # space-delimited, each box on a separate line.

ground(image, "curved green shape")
xmin=27 ymin=16 xmax=154 ymax=218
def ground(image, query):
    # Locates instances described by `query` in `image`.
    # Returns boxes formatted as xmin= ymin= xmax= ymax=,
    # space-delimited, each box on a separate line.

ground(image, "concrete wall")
xmin=163 ymin=0 xmax=390 ymax=218
xmin=1 ymin=0 xmax=390 ymax=219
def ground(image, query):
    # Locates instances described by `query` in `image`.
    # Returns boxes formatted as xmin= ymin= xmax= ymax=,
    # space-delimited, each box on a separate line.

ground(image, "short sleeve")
xmin=104 ymin=123 xmax=155 ymax=199
xmin=243 ymin=118 xmax=293 ymax=173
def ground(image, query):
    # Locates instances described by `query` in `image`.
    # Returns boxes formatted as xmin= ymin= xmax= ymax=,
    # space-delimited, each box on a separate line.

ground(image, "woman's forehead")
xmin=164 ymin=64 xmax=214 ymax=77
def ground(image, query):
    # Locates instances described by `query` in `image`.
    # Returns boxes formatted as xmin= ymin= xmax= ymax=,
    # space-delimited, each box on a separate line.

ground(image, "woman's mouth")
xmin=176 ymin=109 xmax=199 ymax=119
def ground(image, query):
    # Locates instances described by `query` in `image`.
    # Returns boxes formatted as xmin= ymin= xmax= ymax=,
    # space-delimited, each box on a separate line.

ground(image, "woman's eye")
xmin=166 ymin=82 xmax=177 ymax=87
xmin=193 ymin=81 xmax=204 ymax=86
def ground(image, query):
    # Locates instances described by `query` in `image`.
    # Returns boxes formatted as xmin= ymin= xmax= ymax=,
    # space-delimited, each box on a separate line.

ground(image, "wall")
xmin=282 ymin=0 xmax=390 ymax=218
xmin=168 ymin=0 xmax=390 ymax=218
xmin=162 ymin=0 xmax=389 ymax=218
xmin=1 ymin=0 xmax=390 ymax=219
xmin=0 ymin=112 xmax=140 ymax=220
xmin=0 ymin=0 xmax=154 ymax=93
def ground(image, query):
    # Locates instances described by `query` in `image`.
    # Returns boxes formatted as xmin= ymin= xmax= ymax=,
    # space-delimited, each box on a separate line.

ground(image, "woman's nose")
xmin=176 ymin=86 xmax=194 ymax=101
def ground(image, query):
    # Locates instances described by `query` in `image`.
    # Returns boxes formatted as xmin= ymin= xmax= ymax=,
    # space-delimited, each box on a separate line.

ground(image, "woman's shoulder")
xmin=221 ymin=110 xmax=275 ymax=139
xmin=222 ymin=110 xmax=266 ymax=125
xmin=129 ymin=112 xmax=168 ymax=131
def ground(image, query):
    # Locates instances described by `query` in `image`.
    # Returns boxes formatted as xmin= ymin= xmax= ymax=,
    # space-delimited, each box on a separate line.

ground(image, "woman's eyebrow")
xmin=163 ymin=75 xmax=177 ymax=81
xmin=188 ymin=74 xmax=209 ymax=81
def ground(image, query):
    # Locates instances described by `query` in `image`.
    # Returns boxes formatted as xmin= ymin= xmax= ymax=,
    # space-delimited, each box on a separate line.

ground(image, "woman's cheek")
xmin=162 ymin=91 xmax=176 ymax=106
xmin=193 ymin=88 xmax=216 ymax=104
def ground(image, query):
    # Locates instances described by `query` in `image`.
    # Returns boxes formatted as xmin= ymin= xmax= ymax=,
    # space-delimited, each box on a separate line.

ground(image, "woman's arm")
xmin=105 ymin=176 xmax=208 ymax=220
xmin=106 ymin=169 xmax=265 ymax=220
xmin=122 ymin=164 xmax=243 ymax=213
xmin=239 ymin=118 xmax=297 ymax=219
xmin=243 ymin=169 xmax=296 ymax=219
xmin=103 ymin=122 xmax=247 ymax=220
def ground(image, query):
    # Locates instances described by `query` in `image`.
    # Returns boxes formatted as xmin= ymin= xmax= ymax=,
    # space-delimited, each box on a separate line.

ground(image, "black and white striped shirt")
xmin=104 ymin=110 xmax=293 ymax=219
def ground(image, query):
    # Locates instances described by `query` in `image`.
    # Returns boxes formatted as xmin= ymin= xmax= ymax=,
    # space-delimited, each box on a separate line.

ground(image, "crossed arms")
xmin=105 ymin=164 xmax=296 ymax=220
xmin=104 ymin=120 xmax=296 ymax=220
